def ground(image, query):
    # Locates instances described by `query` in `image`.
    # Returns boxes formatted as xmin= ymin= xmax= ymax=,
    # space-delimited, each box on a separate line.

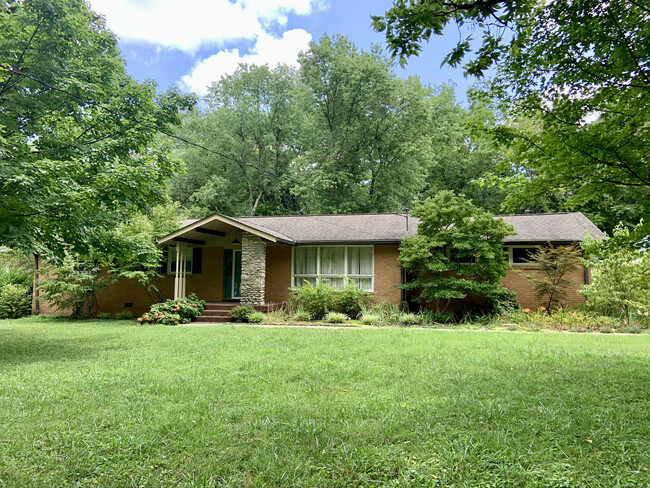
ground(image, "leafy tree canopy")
xmin=0 ymin=0 xmax=194 ymax=259
xmin=374 ymin=0 xmax=650 ymax=231
xmin=399 ymin=190 xmax=515 ymax=313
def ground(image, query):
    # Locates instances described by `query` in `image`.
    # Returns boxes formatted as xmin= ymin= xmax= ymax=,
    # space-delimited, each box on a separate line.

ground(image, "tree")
xmin=0 ymin=0 xmax=194 ymax=259
xmin=580 ymin=221 xmax=650 ymax=325
xmin=517 ymin=244 xmax=582 ymax=311
xmin=374 ymin=0 xmax=650 ymax=227
xmin=399 ymin=191 xmax=515 ymax=313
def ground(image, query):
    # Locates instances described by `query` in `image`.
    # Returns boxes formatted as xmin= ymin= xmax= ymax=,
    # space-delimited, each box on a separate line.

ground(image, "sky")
xmin=87 ymin=0 xmax=475 ymax=100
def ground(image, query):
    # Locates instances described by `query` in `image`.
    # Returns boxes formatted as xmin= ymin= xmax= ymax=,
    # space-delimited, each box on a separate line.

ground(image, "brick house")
xmin=34 ymin=212 xmax=605 ymax=318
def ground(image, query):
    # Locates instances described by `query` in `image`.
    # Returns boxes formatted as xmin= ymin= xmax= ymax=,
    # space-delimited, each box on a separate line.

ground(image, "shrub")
xmin=230 ymin=305 xmax=256 ymax=323
xmin=618 ymin=326 xmax=642 ymax=334
xmin=0 ymin=284 xmax=31 ymax=319
xmin=360 ymin=313 xmax=381 ymax=325
xmin=114 ymin=310 xmax=133 ymax=320
xmin=600 ymin=326 xmax=614 ymax=334
xmin=497 ymin=307 xmax=618 ymax=332
xmin=323 ymin=312 xmax=348 ymax=324
xmin=248 ymin=311 xmax=267 ymax=324
xmin=398 ymin=313 xmax=421 ymax=326
xmin=292 ymin=309 xmax=313 ymax=322
xmin=289 ymin=281 xmax=373 ymax=320
xmin=421 ymin=310 xmax=455 ymax=325
xmin=138 ymin=294 xmax=205 ymax=326
xmin=97 ymin=312 xmax=112 ymax=320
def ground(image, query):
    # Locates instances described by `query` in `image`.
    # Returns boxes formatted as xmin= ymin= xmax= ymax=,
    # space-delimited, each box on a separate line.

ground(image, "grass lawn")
xmin=1 ymin=317 xmax=648 ymax=487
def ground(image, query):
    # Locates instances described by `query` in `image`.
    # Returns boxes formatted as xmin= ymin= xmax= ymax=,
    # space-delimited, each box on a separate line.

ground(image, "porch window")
xmin=167 ymin=247 xmax=193 ymax=274
xmin=506 ymin=246 xmax=539 ymax=265
xmin=293 ymin=246 xmax=374 ymax=291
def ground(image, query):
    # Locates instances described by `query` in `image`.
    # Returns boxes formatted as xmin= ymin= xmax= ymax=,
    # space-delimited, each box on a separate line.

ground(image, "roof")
xmin=173 ymin=211 xmax=605 ymax=245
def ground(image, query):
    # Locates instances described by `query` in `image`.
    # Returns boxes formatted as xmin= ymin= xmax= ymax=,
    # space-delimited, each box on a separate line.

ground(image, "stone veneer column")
xmin=240 ymin=232 xmax=266 ymax=305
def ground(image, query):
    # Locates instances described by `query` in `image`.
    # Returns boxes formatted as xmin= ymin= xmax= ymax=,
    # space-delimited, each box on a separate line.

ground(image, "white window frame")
xmin=292 ymin=245 xmax=374 ymax=291
xmin=506 ymin=245 xmax=540 ymax=266
xmin=167 ymin=246 xmax=193 ymax=274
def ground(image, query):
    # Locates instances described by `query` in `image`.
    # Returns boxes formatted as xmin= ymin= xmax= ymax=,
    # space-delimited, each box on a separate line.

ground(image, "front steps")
xmin=194 ymin=301 xmax=282 ymax=323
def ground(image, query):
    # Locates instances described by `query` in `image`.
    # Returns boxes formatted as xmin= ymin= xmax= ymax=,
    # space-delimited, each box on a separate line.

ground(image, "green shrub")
xmin=618 ymin=325 xmax=642 ymax=334
xmin=600 ymin=326 xmax=614 ymax=334
xmin=97 ymin=312 xmax=112 ymax=320
xmin=230 ymin=305 xmax=256 ymax=323
xmin=421 ymin=310 xmax=455 ymax=325
xmin=248 ymin=312 xmax=266 ymax=324
xmin=497 ymin=307 xmax=618 ymax=332
xmin=323 ymin=312 xmax=348 ymax=324
xmin=398 ymin=313 xmax=421 ymax=326
xmin=292 ymin=309 xmax=313 ymax=322
xmin=289 ymin=281 xmax=373 ymax=320
xmin=0 ymin=284 xmax=31 ymax=319
xmin=360 ymin=313 xmax=381 ymax=325
xmin=138 ymin=294 xmax=205 ymax=326
xmin=114 ymin=310 xmax=133 ymax=320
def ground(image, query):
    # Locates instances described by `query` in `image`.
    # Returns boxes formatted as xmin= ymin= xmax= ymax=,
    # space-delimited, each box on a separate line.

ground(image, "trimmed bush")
xmin=138 ymin=293 xmax=205 ymax=326
xmin=114 ymin=310 xmax=133 ymax=320
xmin=230 ymin=305 xmax=256 ymax=323
xmin=97 ymin=313 xmax=112 ymax=320
xmin=248 ymin=312 xmax=266 ymax=324
xmin=323 ymin=312 xmax=348 ymax=324
xmin=0 ymin=284 xmax=31 ymax=319
xmin=292 ymin=309 xmax=313 ymax=322
xmin=360 ymin=313 xmax=381 ymax=325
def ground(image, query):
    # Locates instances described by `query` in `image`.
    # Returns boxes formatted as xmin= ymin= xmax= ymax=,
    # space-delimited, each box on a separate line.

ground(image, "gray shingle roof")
xmin=180 ymin=211 xmax=605 ymax=244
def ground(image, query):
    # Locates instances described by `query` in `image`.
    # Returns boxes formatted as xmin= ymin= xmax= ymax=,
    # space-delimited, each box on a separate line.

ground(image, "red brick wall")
xmin=501 ymin=265 xmax=588 ymax=309
xmin=265 ymin=245 xmax=292 ymax=303
xmin=373 ymin=244 xmax=402 ymax=305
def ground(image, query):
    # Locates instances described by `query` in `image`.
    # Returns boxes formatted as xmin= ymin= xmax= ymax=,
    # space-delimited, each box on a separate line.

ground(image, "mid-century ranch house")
xmin=34 ymin=212 xmax=606 ymax=320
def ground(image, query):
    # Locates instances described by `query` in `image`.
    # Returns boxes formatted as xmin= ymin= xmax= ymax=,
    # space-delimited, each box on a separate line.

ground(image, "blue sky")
xmin=87 ymin=0 xmax=476 ymax=100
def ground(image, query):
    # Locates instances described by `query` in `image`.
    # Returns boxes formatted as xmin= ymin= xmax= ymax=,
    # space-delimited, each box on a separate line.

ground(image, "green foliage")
xmin=360 ymin=313 xmax=381 ymax=325
xmin=517 ymin=244 xmax=583 ymax=310
xmin=138 ymin=294 xmax=205 ymax=326
xmin=323 ymin=312 xmax=348 ymax=324
xmin=291 ymin=309 xmax=313 ymax=322
xmin=97 ymin=313 xmax=112 ymax=320
xmin=581 ymin=221 xmax=650 ymax=325
xmin=230 ymin=305 xmax=257 ymax=323
xmin=498 ymin=307 xmax=619 ymax=332
xmin=0 ymin=284 xmax=31 ymax=319
xmin=400 ymin=191 xmax=515 ymax=313
xmin=289 ymin=281 xmax=373 ymax=320
xmin=114 ymin=311 xmax=133 ymax=321
xmin=0 ymin=0 xmax=195 ymax=258
xmin=398 ymin=313 xmax=421 ymax=326
xmin=247 ymin=312 xmax=267 ymax=324
xmin=375 ymin=0 xmax=650 ymax=233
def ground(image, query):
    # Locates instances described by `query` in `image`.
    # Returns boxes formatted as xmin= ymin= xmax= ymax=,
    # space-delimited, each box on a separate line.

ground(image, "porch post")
xmin=174 ymin=242 xmax=187 ymax=300
xmin=240 ymin=231 xmax=266 ymax=305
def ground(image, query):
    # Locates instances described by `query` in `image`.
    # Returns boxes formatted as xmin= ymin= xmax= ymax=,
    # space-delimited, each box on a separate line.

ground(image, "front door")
xmin=232 ymin=250 xmax=242 ymax=299
xmin=223 ymin=249 xmax=242 ymax=299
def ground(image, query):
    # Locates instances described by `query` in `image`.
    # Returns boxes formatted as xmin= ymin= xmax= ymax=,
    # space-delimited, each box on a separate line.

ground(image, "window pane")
xmin=351 ymin=278 xmax=372 ymax=291
xmin=320 ymin=247 xmax=345 ymax=275
xmin=512 ymin=247 xmax=537 ymax=264
xmin=169 ymin=247 xmax=193 ymax=273
xmin=321 ymin=277 xmax=345 ymax=289
xmin=348 ymin=246 xmax=372 ymax=275
xmin=294 ymin=276 xmax=317 ymax=287
xmin=294 ymin=247 xmax=317 ymax=274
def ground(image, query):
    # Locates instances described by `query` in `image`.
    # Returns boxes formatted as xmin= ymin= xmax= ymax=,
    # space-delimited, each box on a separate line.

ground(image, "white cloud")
xmin=88 ymin=0 xmax=320 ymax=53
xmin=180 ymin=29 xmax=312 ymax=95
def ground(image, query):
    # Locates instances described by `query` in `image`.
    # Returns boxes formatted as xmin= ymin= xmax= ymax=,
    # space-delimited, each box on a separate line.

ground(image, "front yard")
xmin=1 ymin=317 xmax=648 ymax=487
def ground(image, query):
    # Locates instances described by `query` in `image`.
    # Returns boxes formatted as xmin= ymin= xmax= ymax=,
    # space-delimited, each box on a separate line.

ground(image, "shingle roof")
xmin=180 ymin=211 xmax=605 ymax=244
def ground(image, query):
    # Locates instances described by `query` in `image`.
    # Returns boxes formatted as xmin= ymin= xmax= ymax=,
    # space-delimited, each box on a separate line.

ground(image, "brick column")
xmin=241 ymin=232 xmax=266 ymax=305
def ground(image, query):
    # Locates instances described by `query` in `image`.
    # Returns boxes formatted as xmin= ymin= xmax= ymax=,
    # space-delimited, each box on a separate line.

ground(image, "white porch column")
xmin=173 ymin=242 xmax=187 ymax=300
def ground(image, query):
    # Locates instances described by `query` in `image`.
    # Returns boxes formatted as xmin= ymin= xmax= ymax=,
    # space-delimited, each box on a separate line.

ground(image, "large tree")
xmin=0 ymin=0 xmax=193 ymax=258
xmin=374 ymin=0 xmax=650 ymax=230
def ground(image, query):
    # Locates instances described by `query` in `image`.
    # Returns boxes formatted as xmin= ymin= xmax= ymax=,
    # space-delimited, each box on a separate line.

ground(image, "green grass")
xmin=1 ymin=317 xmax=649 ymax=487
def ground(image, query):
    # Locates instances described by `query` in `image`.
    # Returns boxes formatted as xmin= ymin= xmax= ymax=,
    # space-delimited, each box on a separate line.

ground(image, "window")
xmin=167 ymin=247 xmax=193 ymax=274
xmin=507 ymin=246 xmax=539 ymax=265
xmin=293 ymin=246 xmax=374 ymax=291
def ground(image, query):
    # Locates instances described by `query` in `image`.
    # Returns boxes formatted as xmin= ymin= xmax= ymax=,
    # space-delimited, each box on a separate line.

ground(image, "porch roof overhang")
xmin=157 ymin=213 xmax=296 ymax=246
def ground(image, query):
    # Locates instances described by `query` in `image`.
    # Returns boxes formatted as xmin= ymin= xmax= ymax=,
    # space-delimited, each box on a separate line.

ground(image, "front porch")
xmin=158 ymin=214 xmax=294 ymax=307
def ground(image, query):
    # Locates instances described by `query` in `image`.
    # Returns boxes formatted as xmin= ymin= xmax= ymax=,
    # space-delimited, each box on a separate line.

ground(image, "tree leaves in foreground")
xmin=374 ymin=0 xmax=650 ymax=231
xmin=399 ymin=191 xmax=515 ymax=314
xmin=0 ymin=0 xmax=194 ymax=259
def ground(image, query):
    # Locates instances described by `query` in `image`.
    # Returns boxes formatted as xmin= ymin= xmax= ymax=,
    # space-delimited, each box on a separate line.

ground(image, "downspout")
xmin=33 ymin=252 xmax=40 ymax=315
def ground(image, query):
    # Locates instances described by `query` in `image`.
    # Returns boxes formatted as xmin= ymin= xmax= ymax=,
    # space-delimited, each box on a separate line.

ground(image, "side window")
xmin=511 ymin=247 xmax=538 ymax=265
xmin=167 ymin=247 xmax=193 ymax=274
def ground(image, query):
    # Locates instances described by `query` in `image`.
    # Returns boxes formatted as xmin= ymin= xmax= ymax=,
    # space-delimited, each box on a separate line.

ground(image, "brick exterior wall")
xmin=33 ymin=243 xmax=589 ymax=316
xmin=265 ymin=245 xmax=292 ymax=303
xmin=373 ymin=244 xmax=402 ymax=305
